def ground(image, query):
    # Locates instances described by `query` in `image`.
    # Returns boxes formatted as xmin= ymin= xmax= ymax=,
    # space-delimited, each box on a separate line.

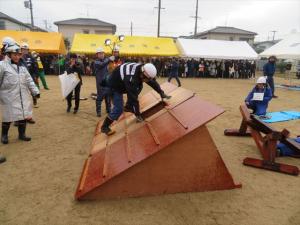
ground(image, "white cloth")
xmin=59 ymin=72 xmax=80 ymax=98
xmin=0 ymin=59 xmax=39 ymax=122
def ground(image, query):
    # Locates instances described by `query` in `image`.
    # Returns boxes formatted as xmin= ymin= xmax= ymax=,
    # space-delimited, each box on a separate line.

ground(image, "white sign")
xmin=59 ymin=72 xmax=80 ymax=98
xmin=252 ymin=92 xmax=264 ymax=101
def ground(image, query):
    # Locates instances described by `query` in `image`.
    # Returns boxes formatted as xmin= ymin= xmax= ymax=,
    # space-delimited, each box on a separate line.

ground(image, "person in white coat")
xmin=0 ymin=43 xmax=40 ymax=144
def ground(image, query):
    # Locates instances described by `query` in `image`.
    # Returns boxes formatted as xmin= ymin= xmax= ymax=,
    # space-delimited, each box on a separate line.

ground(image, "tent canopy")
xmin=259 ymin=33 xmax=300 ymax=60
xmin=176 ymin=38 xmax=258 ymax=60
xmin=70 ymin=34 xmax=179 ymax=56
xmin=0 ymin=30 xmax=66 ymax=54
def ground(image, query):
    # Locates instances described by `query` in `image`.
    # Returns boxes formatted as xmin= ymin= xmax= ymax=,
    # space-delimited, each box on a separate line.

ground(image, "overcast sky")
xmin=1 ymin=0 xmax=299 ymax=41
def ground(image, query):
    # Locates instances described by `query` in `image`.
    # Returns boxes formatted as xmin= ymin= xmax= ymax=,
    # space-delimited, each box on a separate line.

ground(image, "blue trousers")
xmin=108 ymin=91 xmax=123 ymax=121
xmin=96 ymin=84 xmax=111 ymax=114
xmin=267 ymin=76 xmax=275 ymax=95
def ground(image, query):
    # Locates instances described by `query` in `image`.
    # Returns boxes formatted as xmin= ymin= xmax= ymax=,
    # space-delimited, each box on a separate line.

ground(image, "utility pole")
xmin=270 ymin=30 xmax=277 ymax=41
xmin=130 ymin=22 xmax=133 ymax=36
xmin=29 ymin=0 xmax=34 ymax=27
xmin=190 ymin=0 xmax=201 ymax=37
xmin=154 ymin=0 xmax=165 ymax=37
xmin=24 ymin=0 xmax=34 ymax=28
xmin=43 ymin=20 xmax=48 ymax=30
xmin=194 ymin=0 xmax=199 ymax=36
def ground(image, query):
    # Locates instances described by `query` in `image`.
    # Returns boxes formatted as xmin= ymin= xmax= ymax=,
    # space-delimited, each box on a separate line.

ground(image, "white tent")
xmin=259 ymin=33 xmax=300 ymax=60
xmin=176 ymin=38 xmax=258 ymax=60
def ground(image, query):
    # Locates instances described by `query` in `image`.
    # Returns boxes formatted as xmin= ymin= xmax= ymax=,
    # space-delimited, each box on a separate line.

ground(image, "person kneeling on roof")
xmin=245 ymin=76 xmax=272 ymax=117
xmin=101 ymin=62 xmax=171 ymax=136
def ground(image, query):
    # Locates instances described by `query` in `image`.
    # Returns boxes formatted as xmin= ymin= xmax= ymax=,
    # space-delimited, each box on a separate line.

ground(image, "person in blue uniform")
xmin=263 ymin=55 xmax=277 ymax=98
xmin=245 ymin=76 xmax=272 ymax=116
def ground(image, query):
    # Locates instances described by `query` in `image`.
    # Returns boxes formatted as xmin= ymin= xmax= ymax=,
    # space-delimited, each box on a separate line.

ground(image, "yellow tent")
xmin=0 ymin=30 xmax=66 ymax=54
xmin=70 ymin=33 xmax=179 ymax=56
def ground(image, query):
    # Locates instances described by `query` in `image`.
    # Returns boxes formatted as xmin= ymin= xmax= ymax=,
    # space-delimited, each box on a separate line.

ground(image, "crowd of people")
xmin=0 ymin=34 xmax=281 ymax=164
xmin=40 ymin=55 xmax=257 ymax=80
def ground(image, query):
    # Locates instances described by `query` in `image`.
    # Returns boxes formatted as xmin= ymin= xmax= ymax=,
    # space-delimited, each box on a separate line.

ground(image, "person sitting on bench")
xmin=245 ymin=76 xmax=272 ymax=116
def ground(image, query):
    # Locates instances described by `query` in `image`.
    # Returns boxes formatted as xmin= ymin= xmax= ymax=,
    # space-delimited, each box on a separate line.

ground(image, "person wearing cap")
xmin=263 ymin=55 xmax=277 ymax=98
xmin=245 ymin=76 xmax=272 ymax=116
xmin=107 ymin=45 xmax=123 ymax=74
xmin=20 ymin=44 xmax=39 ymax=110
xmin=0 ymin=43 xmax=40 ymax=144
xmin=31 ymin=51 xmax=49 ymax=90
xmin=101 ymin=62 xmax=167 ymax=135
xmin=94 ymin=47 xmax=115 ymax=117
xmin=65 ymin=54 xmax=83 ymax=114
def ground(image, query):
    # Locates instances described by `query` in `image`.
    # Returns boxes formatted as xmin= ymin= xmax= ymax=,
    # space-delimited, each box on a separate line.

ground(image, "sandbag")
xmin=58 ymin=72 xmax=80 ymax=98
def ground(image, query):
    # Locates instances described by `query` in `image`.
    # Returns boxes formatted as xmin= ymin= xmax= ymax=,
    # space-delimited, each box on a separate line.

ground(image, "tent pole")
xmin=58 ymin=54 xmax=60 ymax=75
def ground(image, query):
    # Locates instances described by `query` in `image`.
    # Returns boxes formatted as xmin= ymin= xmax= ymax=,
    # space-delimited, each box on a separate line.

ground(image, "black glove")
xmin=160 ymin=92 xmax=171 ymax=100
xmin=136 ymin=115 xmax=144 ymax=123
xmin=35 ymin=94 xmax=40 ymax=99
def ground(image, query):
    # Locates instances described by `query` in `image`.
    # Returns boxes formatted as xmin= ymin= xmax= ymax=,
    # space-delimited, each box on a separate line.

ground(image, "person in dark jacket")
xmin=263 ymin=55 xmax=277 ymax=97
xmin=101 ymin=62 xmax=170 ymax=135
xmin=245 ymin=76 xmax=272 ymax=116
xmin=20 ymin=43 xmax=39 ymax=111
xmin=167 ymin=58 xmax=181 ymax=87
xmin=65 ymin=54 xmax=83 ymax=114
xmin=94 ymin=47 xmax=115 ymax=117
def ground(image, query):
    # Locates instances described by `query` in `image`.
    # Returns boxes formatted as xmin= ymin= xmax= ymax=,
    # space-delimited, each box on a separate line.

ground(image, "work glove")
xmin=109 ymin=56 xmax=115 ymax=62
xmin=160 ymin=92 xmax=171 ymax=100
xmin=136 ymin=115 xmax=144 ymax=123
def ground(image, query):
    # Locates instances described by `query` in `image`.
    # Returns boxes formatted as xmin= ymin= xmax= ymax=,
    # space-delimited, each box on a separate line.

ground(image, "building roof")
xmin=194 ymin=26 xmax=257 ymax=37
xmin=24 ymin=23 xmax=48 ymax=32
xmin=0 ymin=11 xmax=32 ymax=29
xmin=253 ymin=40 xmax=281 ymax=46
xmin=54 ymin=18 xmax=116 ymax=27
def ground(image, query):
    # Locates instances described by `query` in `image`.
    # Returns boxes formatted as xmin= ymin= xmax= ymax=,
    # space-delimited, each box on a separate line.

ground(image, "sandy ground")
xmin=0 ymin=74 xmax=300 ymax=225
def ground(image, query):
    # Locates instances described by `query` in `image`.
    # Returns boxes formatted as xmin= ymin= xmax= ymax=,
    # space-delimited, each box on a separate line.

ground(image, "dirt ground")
xmin=0 ymin=75 xmax=300 ymax=225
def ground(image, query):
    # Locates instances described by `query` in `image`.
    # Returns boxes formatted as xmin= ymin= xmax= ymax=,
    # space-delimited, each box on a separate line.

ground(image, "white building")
xmin=187 ymin=26 xmax=257 ymax=45
xmin=54 ymin=18 xmax=116 ymax=42
xmin=0 ymin=12 xmax=31 ymax=31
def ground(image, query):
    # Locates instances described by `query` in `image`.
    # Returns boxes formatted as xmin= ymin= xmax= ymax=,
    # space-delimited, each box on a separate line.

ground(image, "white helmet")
xmin=5 ymin=44 xmax=21 ymax=53
xmin=21 ymin=42 xmax=29 ymax=50
xmin=2 ymin=37 xmax=15 ymax=46
xmin=256 ymin=76 xmax=266 ymax=84
xmin=96 ymin=47 xmax=104 ymax=53
xmin=113 ymin=45 xmax=120 ymax=52
xmin=143 ymin=63 xmax=157 ymax=79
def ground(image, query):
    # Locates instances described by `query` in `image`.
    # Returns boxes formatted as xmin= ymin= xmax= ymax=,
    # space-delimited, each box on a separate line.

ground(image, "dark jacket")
xmin=263 ymin=62 xmax=276 ymax=77
xmin=108 ymin=62 xmax=165 ymax=116
xmin=245 ymin=86 xmax=272 ymax=116
xmin=170 ymin=60 xmax=179 ymax=76
xmin=94 ymin=58 xmax=110 ymax=84
xmin=21 ymin=54 xmax=38 ymax=79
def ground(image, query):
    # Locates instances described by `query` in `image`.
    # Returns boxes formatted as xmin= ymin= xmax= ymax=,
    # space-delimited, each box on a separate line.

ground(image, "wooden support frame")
xmin=225 ymin=104 xmax=300 ymax=176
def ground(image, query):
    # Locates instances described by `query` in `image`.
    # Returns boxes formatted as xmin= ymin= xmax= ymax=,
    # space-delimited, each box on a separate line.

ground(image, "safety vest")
xmin=37 ymin=57 xmax=43 ymax=69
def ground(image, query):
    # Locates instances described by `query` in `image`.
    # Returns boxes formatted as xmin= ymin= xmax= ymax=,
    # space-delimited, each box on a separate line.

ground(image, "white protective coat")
xmin=0 ymin=58 xmax=39 ymax=122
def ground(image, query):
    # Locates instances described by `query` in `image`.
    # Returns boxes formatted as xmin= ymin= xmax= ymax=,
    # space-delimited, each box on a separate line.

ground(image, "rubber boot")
xmin=0 ymin=154 xmax=6 ymax=164
xmin=101 ymin=117 xmax=115 ymax=136
xmin=1 ymin=122 xmax=10 ymax=144
xmin=18 ymin=121 xmax=31 ymax=142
